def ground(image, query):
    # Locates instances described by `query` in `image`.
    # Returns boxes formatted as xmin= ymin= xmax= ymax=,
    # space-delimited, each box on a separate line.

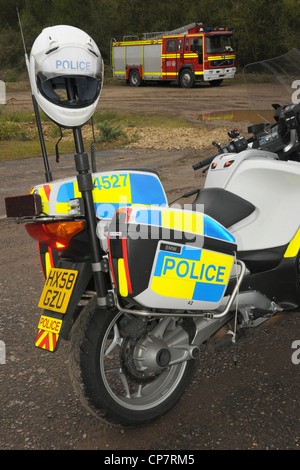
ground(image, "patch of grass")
xmin=0 ymin=121 xmax=29 ymax=141
xmin=0 ymin=106 xmax=197 ymax=161
xmin=0 ymin=139 xmax=76 ymax=161
xmin=93 ymin=109 xmax=194 ymax=129
xmin=92 ymin=109 xmax=119 ymax=124
xmin=0 ymin=109 xmax=35 ymax=143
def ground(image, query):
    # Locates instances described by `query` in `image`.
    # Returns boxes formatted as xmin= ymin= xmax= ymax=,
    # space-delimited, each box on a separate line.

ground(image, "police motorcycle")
xmin=5 ymin=25 xmax=300 ymax=427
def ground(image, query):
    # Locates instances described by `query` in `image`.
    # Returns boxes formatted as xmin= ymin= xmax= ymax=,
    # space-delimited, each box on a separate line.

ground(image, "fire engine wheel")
xmin=69 ymin=298 xmax=195 ymax=427
xmin=129 ymin=69 xmax=142 ymax=87
xmin=179 ymin=69 xmax=195 ymax=88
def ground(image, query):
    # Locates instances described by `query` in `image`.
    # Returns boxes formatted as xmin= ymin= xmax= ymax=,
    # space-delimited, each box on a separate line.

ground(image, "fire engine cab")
xmin=111 ymin=23 xmax=238 ymax=88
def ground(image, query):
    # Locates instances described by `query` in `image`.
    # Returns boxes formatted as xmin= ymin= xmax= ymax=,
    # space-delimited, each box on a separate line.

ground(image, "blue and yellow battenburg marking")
xmin=151 ymin=245 xmax=234 ymax=303
xmin=30 ymin=183 xmax=52 ymax=214
xmin=121 ymin=207 xmax=236 ymax=305
xmin=133 ymin=207 xmax=235 ymax=243
xmin=31 ymin=171 xmax=167 ymax=218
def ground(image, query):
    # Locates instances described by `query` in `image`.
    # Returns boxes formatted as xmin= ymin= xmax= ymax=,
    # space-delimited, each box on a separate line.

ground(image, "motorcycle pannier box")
xmin=108 ymin=207 xmax=237 ymax=311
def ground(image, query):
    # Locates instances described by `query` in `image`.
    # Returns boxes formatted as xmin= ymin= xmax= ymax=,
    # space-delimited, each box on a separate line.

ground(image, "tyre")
xmin=179 ymin=69 xmax=195 ymax=88
xmin=129 ymin=69 xmax=142 ymax=87
xmin=69 ymin=297 xmax=195 ymax=427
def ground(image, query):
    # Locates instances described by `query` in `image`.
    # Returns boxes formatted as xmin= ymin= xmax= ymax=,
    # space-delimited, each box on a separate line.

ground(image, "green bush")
xmin=95 ymin=121 xmax=126 ymax=143
xmin=0 ymin=121 xmax=29 ymax=141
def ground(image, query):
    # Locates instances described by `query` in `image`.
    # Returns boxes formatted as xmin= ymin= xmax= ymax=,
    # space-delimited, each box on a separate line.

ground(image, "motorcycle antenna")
xmin=16 ymin=7 xmax=53 ymax=182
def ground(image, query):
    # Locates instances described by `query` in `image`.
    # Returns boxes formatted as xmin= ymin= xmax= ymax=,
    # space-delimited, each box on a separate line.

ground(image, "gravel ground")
xmin=1 ymin=148 xmax=300 ymax=451
xmin=1 ymin=83 xmax=300 ymax=451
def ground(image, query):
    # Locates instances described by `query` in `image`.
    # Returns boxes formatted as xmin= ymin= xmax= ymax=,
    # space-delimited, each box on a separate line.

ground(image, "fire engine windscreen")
xmin=205 ymin=35 xmax=235 ymax=54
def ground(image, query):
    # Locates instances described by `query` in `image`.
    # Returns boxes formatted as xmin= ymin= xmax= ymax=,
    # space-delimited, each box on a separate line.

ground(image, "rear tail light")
xmin=25 ymin=220 xmax=84 ymax=250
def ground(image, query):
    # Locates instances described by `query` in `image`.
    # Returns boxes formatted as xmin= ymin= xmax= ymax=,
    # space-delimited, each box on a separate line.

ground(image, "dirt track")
xmin=1 ymin=82 xmax=300 ymax=451
xmin=6 ymin=81 xmax=290 ymax=119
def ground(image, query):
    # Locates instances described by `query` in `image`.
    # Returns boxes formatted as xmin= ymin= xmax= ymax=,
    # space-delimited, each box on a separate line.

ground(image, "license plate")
xmin=38 ymin=268 xmax=78 ymax=314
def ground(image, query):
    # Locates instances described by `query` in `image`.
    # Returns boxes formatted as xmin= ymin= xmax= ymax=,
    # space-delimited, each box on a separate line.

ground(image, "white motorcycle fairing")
xmin=204 ymin=149 xmax=300 ymax=252
xmin=193 ymin=149 xmax=300 ymax=310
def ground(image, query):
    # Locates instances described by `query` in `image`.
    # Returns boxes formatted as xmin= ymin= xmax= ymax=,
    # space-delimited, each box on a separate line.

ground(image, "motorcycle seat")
xmin=193 ymin=188 xmax=286 ymax=272
xmin=192 ymin=187 xmax=255 ymax=228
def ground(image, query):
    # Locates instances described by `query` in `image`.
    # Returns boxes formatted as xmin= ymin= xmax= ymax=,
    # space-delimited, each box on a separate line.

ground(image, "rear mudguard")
xmin=36 ymin=255 xmax=93 ymax=352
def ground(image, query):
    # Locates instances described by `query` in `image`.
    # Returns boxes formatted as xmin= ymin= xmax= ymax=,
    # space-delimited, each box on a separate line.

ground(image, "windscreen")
xmin=205 ymin=34 xmax=235 ymax=54
xmin=243 ymin=48 xmax=300 ymax=122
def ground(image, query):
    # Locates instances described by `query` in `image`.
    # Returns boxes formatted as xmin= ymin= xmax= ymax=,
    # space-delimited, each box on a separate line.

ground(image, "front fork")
xmin=74 ymin=150 xmax=113 ymax=309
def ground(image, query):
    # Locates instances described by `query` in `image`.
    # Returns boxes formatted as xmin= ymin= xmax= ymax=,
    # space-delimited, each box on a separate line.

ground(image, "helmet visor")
xmin=37 ymin=74 xmax=102 ymax=107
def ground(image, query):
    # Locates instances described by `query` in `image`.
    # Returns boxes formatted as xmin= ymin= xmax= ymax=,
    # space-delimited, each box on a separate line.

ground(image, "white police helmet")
xmin=29 ymin=25 xmax=103 ymax=128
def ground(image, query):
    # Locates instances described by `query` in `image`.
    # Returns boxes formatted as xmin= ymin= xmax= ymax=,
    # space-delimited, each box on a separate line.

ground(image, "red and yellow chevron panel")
xmin=35 ymin=315 xmax=62 ymax=352
xmin=35 ymin=329 xmax=59 ymax=352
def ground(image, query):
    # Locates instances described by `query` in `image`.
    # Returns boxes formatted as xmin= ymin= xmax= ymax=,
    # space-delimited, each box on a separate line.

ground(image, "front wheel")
xmin=69 ymin=298 xmax=195 ymax=426
xmin=179 ymin=69 xmax=195 ymax=88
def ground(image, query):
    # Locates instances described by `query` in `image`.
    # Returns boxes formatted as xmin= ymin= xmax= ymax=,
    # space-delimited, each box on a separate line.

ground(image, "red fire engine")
xmin=111 ymin=23 xmax=238 ymax=88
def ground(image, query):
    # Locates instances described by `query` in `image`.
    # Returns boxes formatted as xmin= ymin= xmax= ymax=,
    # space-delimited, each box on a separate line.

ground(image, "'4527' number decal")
xmin=93 ymin=173 xmax=128 ymax=190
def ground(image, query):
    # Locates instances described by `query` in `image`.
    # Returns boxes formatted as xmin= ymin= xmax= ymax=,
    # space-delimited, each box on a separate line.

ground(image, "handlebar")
xmin=193 ymin=103 xmax=300 ymax=171
xmin=193 ymin=135 xmax=249 ymax=171
xmin=192 ymin=155 xmax=216 ymax=170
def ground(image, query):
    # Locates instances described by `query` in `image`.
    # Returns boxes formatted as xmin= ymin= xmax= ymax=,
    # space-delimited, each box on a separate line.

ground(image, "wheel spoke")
xmin=132 ymin=384 xmax=143 ymax=398
xmin=105 ymin=367 xmax=131 ymax=398
xmin=105 ymin=323 xmax=122 ymax=357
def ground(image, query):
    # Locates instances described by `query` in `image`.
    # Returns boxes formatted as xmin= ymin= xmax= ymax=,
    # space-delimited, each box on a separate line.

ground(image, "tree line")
xmin=1 ymin=0 xmax=300 ymax=73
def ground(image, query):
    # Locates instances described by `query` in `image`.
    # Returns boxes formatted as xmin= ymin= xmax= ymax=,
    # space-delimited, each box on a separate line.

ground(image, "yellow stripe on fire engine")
xmin=162 ymin=73 xmax=178 ymax=77
xmin=161 ymin=54 xmax=181 ymax=59
xmin=183 ymin=53 xmax=198 ymax=58
xmin=207 ymin=55 xmax=235 ymax=60
xmin=114 ymin=40 xmax=162 ymax=46
xmin=162 ymin=35 xmax=184 ymax=39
